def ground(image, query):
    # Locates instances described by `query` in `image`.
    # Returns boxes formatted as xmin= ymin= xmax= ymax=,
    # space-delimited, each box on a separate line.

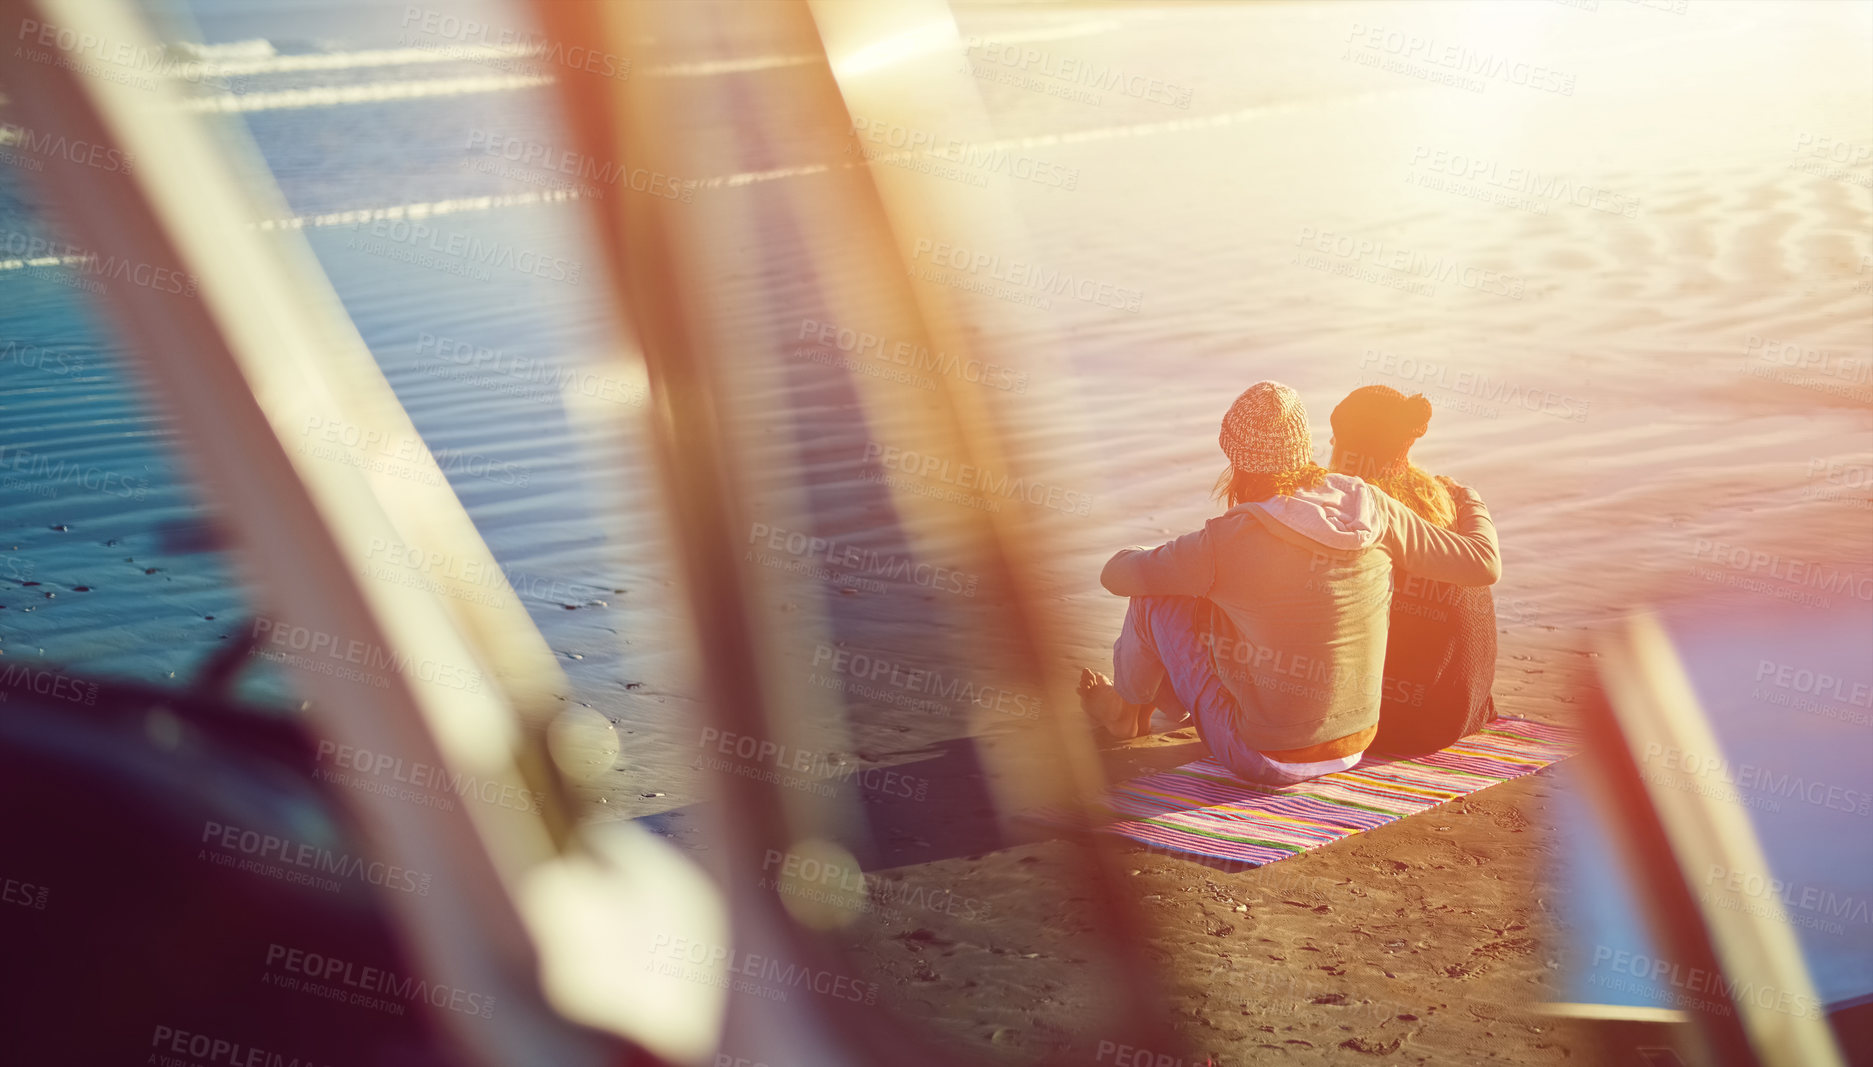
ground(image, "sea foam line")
xmin=246 ymin=165 xmax=837 ymax=233
xmin=179 ymin=19 xmax=1123 ymax=80
xmin=253 ymin=190 xmax=586 ymax=230
xmin=187 ymin=43 xmax=532 ymax=77
xmin=118 ymin=96 xmax=1376 ymax=238
xmin=5 ymin=87 xmax=1400 ymax=253
xmin=0 ymin=254 xmax=95 ymax=272
xmin=176 ymin=74 xmax=553 ymax=112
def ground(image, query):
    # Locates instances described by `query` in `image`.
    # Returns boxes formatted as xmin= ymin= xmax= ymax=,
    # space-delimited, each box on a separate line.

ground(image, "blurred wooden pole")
xmin=530 ymin=0 xmax=1183 ymax=1062
xmin=1585 ymin=613 xmax=1843 ymax=1067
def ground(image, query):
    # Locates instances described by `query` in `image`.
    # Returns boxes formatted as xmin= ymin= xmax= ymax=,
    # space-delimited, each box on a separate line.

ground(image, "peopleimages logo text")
xmin=398 ymin=7 xmax=630 ymax=79
xmin=760 ymin=848 xmax=993 ymax=921
xmin=148 ymin=1024 xmax=333 ymax=1067
xmin=648 ymin=934 xmax=879 ymax=1005
xmin=1343 ymin=23 xmax=1576 ymax=96
xmin=1703 ymin=865 xmax=1870 ymax=928
xmin=851 ymin=116 xmax=1078 ymax=190
xmin=315 ymin=739 xmax=541 ymax=814
xmin=862 ymin=441 xmax=1095 ymax=515
xmin=265 ymin=942 xmax=496 ymax=1018
xmin=0 ymin=663 xmax=99 ymax=706
xmin=1754 ymin=660 xmax=1872 ymax=709
xmin=464 ymin=131 xmax=692 ymax=201
xmin=248 ymin=616 xmax=486 ymax=694
xmin=1360 ymin=348 xmax=1589 ymax=421
xmin=1591 ymin=945 xmax=1822 ymax=1020
xmin=797 ymin=318 xmax=1029 ymax=393
xmin=201 ymin=819 xmax=435 ymax=895
xmin=1640 ymin=744 xmax=1871 ymax=817
xmin=0 ymin=121 xmax=134 ymax=173
xmin=811 ymin=643 xmax=1041 ymax=721
xmin=1295 ymin=226 xmax=1525 ymax=299
xmin=747 ymin=522 xmax=979 ymax=597
xmin=908 ymin=238 xmax=1141 ymax=313
xmin=342 ymin=216 xmax=582 ymax=285
xmin=1409 ymin=146 xmax=1638 ymax=217
xmin=0 ymin=233 xmax=196 ymax=295
xmin=1692 ymin=539 xmax=1873 ymax=602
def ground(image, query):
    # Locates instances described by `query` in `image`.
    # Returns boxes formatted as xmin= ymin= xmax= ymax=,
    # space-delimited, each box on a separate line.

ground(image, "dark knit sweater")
xmin=1370 ymin=570 xmax=1498 ymax=755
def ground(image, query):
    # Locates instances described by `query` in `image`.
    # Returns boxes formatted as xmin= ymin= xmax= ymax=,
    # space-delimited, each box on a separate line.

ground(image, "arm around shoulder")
xmin=1379 ymin=483 xmax=1501 ymax=586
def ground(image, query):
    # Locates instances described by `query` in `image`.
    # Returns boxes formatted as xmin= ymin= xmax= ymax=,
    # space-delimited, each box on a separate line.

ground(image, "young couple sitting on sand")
xmin=1079 ymin=381 xmax=1501 ymax=787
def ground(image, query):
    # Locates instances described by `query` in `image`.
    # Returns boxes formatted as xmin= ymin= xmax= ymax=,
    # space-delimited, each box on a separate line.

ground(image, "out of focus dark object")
xmin=0 ymin=664 xmax=458 ymax=1065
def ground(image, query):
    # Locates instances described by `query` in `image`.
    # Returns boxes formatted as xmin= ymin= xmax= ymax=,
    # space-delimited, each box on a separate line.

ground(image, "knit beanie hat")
xmin=1218 ymin=381 xmax=1314 ymax=473
xmin=1329 ymin=385 xmax=1432 ymax=465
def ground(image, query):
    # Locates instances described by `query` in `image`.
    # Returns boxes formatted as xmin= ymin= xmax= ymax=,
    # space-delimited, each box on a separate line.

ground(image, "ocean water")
xmin=0 ymin=0 xmax=1147 ymax=831
xmin=1 ymin=2 xmax=657 ymax=701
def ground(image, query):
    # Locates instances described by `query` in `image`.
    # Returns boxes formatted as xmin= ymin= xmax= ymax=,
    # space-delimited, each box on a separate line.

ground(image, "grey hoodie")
xmin=1100 ymin=473 xmax=1499 ymax=750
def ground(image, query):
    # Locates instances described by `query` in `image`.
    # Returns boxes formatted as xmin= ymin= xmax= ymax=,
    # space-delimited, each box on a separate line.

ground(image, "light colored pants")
xmin=1111 ymin=595 xmax=1319 ymax=787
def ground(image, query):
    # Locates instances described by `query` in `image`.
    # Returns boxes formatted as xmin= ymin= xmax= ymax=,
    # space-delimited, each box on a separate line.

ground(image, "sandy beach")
xmin=2 ymin=0 xmax=1869 ymax=1063
xmin=711 ymin=3 xmax=1871 ymax=1061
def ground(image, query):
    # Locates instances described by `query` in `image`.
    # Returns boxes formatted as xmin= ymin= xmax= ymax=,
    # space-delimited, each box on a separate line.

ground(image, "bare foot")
xmin=1078 ymin=668 xmax=1152 ymax=740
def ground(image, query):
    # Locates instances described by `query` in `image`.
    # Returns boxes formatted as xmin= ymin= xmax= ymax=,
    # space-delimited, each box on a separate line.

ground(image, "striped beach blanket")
xmin=1033 ymin=718 xmax=1576 ymax=869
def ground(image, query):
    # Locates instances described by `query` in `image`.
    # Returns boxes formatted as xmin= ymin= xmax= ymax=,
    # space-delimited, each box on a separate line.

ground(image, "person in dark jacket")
xmin=1328 ymin=385 xmax=1499 ymax=755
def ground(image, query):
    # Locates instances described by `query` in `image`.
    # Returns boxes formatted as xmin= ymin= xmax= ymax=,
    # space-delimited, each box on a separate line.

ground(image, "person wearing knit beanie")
xmin=1218 ymin=381 xmax=1315 ymax=474
xmin=1210 ymin=380 xmax=1331 ymax=508
xmin=1078 ymin=378 xmax=1502 ymax=788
